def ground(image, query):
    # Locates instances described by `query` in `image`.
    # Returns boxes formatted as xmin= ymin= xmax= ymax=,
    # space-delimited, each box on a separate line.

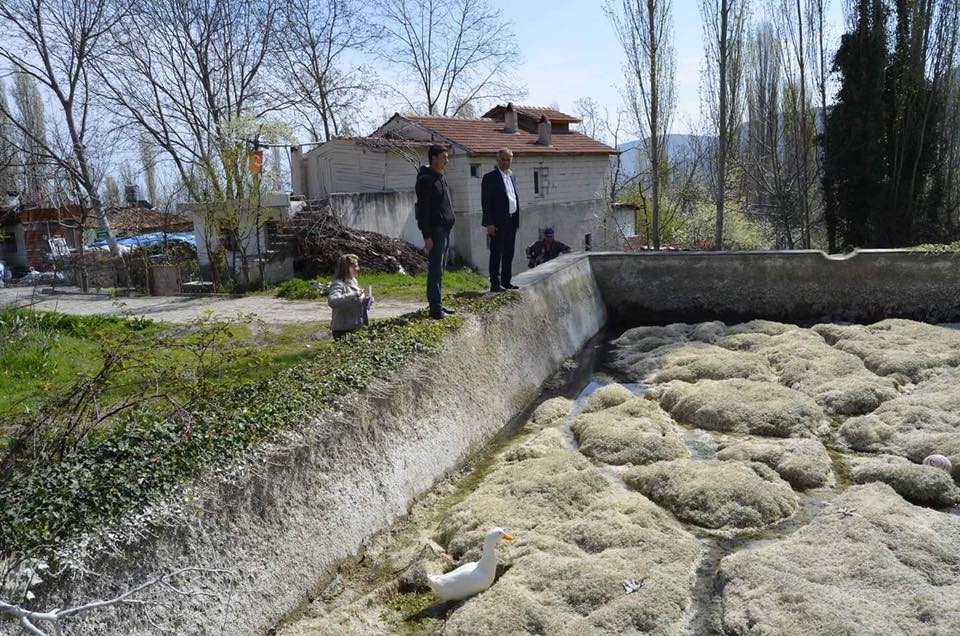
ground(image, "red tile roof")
xmin=331 ymin=136 xmax=437 ymax=149
xmin=401 ymin=115 xmax=617 ymax=156
xmin=482 ymin=104 xmax=581 ymax=124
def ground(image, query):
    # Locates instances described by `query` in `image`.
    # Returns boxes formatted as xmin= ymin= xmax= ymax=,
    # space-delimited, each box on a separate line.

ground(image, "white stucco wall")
xmin=301 ymin=141 xmax=425 ymax=199
xmin=188 ymin=193 xmax=291 ymax=276
xmin=328 ymin=191 xmax=424 ymax=249
xmin=296 ymin=132 xmax=616 ymax=275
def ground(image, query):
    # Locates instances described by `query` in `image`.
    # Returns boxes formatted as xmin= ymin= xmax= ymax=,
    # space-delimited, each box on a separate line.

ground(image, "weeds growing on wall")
xmin=911 ymin=240 xmax=960 ymax=254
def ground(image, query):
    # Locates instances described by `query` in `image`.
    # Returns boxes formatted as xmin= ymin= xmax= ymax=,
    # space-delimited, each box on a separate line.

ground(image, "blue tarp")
xmin=90 ymin=232 xmax=196 ymax=249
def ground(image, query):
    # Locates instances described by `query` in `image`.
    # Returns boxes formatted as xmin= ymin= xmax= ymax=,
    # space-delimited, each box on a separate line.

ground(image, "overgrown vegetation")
xmin=619 ymin=194 xmax=770 ymax=250
xmin=275 ymin=270 xmax=490 ymax=301
xmin=275 ymin=277 xmax=327 ymax=299
xmin=0 ymin=293 xmax=519 ymax=556
xmin=0 ymin=310 xmax=324 ymax=419
xmin=911 ymin=240 xmax=960 ymax=254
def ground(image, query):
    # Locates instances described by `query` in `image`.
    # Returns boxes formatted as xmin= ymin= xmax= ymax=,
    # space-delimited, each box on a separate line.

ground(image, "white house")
xmin=292 ymin=104 xmax=623 ymax=275
xmin=185 ymin=191 xmax=295 ymax=285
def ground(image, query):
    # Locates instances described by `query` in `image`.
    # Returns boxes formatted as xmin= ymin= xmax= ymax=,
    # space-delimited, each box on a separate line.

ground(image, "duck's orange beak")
xmin=503 ymin=534 xmax=514 ymax=541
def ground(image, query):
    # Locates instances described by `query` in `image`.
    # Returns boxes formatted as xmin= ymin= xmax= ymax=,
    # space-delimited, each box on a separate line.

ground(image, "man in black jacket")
xmin=526 ymin=227 xmax=571 ymax=268
xmin=415 ymin=145 xmax=456 ymax=319
xmin=481 ymin=147 xmax=520 ymax=291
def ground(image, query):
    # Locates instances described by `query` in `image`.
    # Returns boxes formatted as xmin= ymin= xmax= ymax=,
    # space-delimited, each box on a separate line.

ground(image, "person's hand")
xmin=486 ymin=225 xmax=497 ymax=236
xmin=424 ymin=237 xmax=434 ymax=252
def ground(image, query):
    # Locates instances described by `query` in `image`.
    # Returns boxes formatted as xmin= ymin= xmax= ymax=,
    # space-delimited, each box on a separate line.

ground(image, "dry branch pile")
xmin=295 ymin=214 xmax=428 ymax=275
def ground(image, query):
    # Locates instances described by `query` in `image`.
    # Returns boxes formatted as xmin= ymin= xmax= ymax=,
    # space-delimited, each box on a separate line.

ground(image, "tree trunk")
xmin=716 ymin=0 xmax=729 ymax=250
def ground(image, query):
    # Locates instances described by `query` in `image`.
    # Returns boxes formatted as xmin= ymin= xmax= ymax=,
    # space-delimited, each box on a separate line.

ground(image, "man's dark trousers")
xmin=488 ymin=220 xmax=516 ymax=288
xmin=427 ymin=226 xmax=450 ymax=316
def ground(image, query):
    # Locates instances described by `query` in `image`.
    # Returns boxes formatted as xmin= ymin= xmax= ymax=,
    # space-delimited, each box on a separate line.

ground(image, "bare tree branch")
xmin=376 ymin=0 xmax=524 ymax=116
xmin=699 ymin=0 xmax=749 ymax=249
xmin=0 ymin=567 xmax=230 ymax=636
xmin=0 ymin=0 xmax=130 ymax=259
xmin=607 ymin=0 xmax=676 ymax=249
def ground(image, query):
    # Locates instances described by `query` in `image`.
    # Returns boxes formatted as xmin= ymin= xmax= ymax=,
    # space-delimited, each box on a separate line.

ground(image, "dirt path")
xmin=0 ymin=287 xmax=424 ymax=324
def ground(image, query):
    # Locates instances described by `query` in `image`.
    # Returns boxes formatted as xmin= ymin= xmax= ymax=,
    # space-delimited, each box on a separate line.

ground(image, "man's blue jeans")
xmin=427 ymin=227 xmax=450 ymax=316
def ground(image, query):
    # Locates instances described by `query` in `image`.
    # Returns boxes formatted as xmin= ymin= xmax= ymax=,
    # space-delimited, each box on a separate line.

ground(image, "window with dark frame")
xmin=470 ymin=163 xmax=481 ymax=177
xmin=534 ymin=168 xmax=548 ymax=197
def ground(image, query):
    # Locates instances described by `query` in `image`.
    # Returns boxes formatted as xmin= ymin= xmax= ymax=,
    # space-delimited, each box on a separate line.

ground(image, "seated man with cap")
xmin=526 ymin=227 xmax=571 ymax=268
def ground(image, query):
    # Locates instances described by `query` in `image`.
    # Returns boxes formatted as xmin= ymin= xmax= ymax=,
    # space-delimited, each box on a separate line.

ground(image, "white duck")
xmin=427 ymin=527 xmax=513 ymax=602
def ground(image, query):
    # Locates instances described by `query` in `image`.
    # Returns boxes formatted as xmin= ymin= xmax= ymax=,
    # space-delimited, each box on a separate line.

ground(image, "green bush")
xmin=275 ymin=277 xmax=326 ymax=299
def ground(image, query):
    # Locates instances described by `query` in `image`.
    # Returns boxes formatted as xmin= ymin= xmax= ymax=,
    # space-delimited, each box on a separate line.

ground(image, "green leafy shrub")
xmin=275 ymin=277 xmax=327 ymax=299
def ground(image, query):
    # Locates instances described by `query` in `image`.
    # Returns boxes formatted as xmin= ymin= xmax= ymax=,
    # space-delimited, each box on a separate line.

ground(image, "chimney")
xmin=504 ymin=102 xmax=518 ymax=134
xmin=536 ymin=115 xmax=552 ymax=146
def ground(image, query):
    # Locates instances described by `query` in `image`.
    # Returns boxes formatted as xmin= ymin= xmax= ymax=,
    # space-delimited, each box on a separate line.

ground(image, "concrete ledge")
xmin=38 ymin=256 xmax=605 ymax=634
xmin=589 ymin=249 xmax=960 ymax=326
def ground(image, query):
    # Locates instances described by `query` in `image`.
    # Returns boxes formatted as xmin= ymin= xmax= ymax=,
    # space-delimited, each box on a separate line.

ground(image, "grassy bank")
xmin=0 ymin=292 xmax=519 ymax=555
xmin=274 ymin=269 xmax=489 ymax=301
xmin=0 ymin=310 xmax=329 ymax=418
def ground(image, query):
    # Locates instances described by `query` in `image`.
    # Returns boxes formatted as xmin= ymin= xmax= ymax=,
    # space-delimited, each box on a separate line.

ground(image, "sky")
xmin=506 ymin=0 xmax=847 ymax=136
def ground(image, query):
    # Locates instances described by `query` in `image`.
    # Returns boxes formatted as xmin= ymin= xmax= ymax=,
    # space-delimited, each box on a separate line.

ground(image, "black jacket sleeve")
xmin=480 ymin=171 xmax=493 ymax=227
xmin=415 ymin=176 xmax=431 ymax=240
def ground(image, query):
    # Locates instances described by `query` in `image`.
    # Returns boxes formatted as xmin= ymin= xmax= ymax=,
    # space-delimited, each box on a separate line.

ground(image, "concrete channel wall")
xmin=30 ymin=248 xmax=960 ymax=634
xmin=590 ymin=249 xmax=960 ymax=327
xmin=45 ymin=255 xmax=605 ymax=635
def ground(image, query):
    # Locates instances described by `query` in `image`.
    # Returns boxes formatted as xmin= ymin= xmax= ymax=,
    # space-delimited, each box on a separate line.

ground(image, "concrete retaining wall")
xmin=452 ymin=199 xmax=616 ymax=278
xmin=590 ymin=249 xmax=960 ymax=327
xmin=25 ymin=247 xmax=960 ymax=635
xmin=328 ymin=191 xmax=424 ymax=250
xmin=39 ymin=256 xmax=605 ymax=635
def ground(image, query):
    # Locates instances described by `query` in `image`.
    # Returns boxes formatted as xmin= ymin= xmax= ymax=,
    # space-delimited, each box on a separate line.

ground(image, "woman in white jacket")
xmin=327 ymin=254 xmax=372 ymax=339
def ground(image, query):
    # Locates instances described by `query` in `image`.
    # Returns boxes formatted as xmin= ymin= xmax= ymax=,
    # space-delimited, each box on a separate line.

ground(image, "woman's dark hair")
xmin=428 ymin=145 xmax=448 ymax=162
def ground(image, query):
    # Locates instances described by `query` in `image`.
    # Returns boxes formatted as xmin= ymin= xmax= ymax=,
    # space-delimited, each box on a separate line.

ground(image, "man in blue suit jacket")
xmin=481 ymin=148 xmax=520 ymax=291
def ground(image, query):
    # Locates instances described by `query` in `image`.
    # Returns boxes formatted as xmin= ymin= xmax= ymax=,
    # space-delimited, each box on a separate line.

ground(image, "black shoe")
xmin=442 ymin=307 xmax=457 ymax=315
xmin=429 ymin=312 xmax=445 ymax=320
xmin=503 ymin=283 xmax=520 ymax=290
xmin=489 ymin=285 xmax=504 ymax=293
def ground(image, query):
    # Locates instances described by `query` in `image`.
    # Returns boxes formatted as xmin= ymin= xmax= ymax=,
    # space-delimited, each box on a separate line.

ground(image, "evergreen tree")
xmin=103 ymin=176 xmax=120 ymax=208
xmin=882 ymin=0 xmax=941 ymax=245
xmin=824 ymin=0 xmax=889 ymax=248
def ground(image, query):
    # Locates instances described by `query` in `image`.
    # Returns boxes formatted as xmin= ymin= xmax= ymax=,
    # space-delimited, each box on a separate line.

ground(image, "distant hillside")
xmin=615 ymin=134 xmax=713 ymax=182
xmin=617 ymin=108 xmax=827 ymax=184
